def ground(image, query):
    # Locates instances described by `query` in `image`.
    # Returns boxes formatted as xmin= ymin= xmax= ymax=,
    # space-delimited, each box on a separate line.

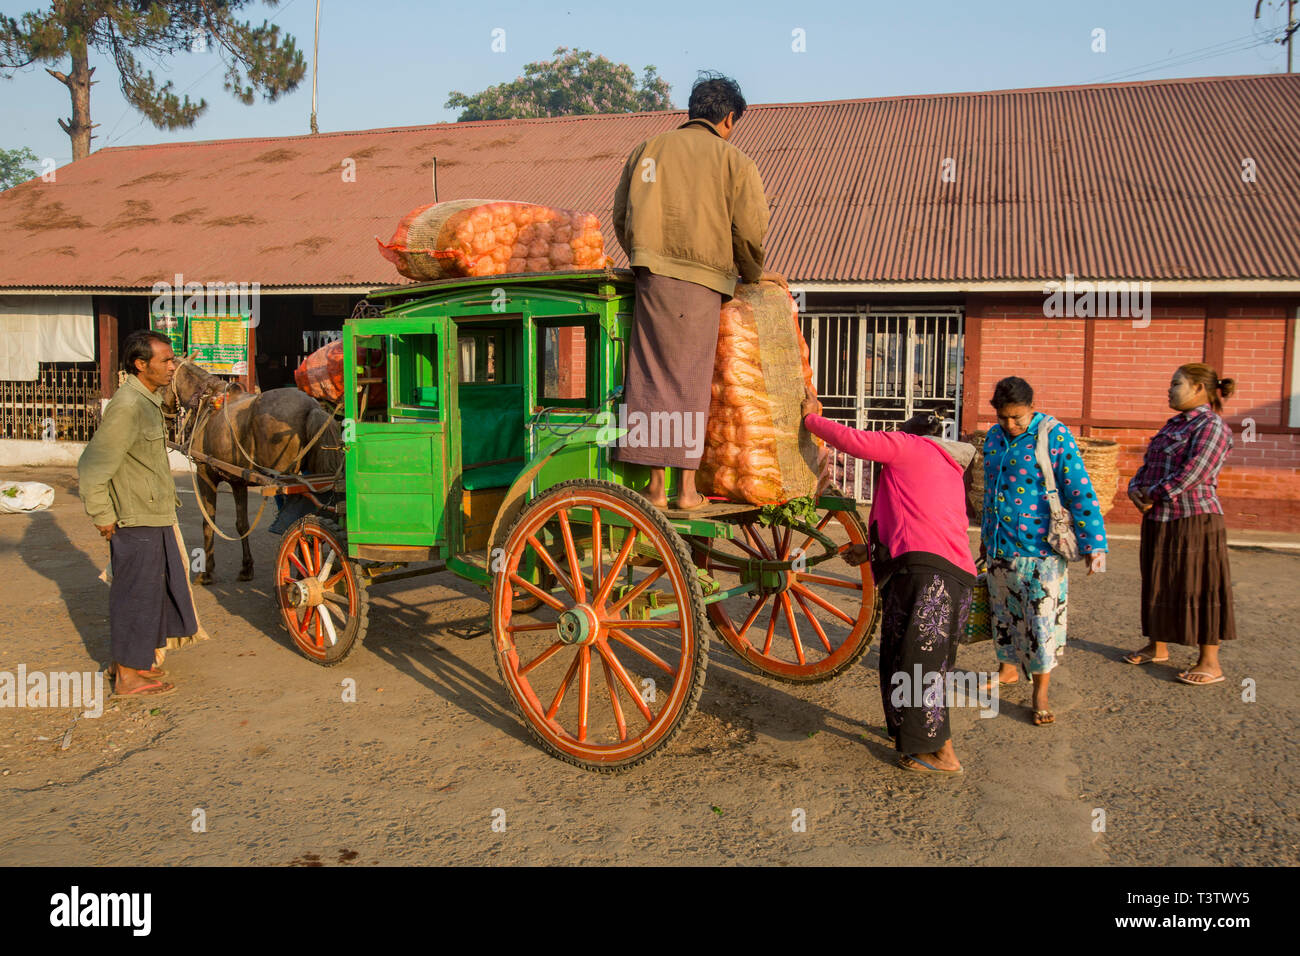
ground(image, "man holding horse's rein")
xmin=79 ymin=330 xmax=205 ymax=697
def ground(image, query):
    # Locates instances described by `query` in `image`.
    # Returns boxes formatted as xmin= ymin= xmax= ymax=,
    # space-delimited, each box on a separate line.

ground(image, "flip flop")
xmin=1176 ymin=671 xmax=1225 ymax=686
xmin=1032 ymin=709 xmax=1055 ymax=726
xmin=1123 ymin=652 xmax=1169 ymax=665
xmin=898 ymin=755 xmax=963 ymax=775
xmin=113 ymin=679 xmax=177 ymax=699
xmin=672 ymin=498 xmax=711 ymax=513
xmin=110 ymin=666 xmax=166 ymax=681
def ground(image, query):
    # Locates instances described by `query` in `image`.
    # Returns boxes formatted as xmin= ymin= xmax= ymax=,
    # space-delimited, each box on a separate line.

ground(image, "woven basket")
xmin=962 ymin=573 xmax=992 ymax=643
xmin=1076 ymin=437 xmax=1120 ymax=515
xmin=962 ymin=430 xmax=987 ymax=522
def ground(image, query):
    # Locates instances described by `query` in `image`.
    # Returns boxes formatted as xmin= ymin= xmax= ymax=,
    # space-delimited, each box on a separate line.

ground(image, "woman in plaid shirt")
xmin=1124 ymin=363 xmax=1238 ymax=684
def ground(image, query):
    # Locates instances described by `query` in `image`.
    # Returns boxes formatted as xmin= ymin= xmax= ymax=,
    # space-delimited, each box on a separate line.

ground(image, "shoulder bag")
xmin=1034 ymin=415 xmax=1081 ymax=562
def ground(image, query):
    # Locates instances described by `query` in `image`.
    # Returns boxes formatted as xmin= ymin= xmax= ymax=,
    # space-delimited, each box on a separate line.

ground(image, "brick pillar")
xmin=1203 ymin=297 xmax=1227 ymax=376
xmin=960 ymin=299 xmax=983 ymax=436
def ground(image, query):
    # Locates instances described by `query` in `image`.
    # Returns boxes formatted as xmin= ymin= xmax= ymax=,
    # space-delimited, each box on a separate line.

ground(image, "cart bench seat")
xmin=463 ymin=461 xmax=523 ymax=490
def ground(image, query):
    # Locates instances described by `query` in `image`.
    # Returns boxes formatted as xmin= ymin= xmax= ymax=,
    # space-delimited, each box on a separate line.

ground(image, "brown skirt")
xmin=1139 ymin=513 xmax=1237 ymax=646
xmin=613 ymin=267 xmax=721 ymax=469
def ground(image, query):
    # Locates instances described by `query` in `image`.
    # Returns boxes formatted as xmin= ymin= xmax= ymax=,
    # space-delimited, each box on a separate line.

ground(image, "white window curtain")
xmin=0 ymin=295 xmax=95 ymax=381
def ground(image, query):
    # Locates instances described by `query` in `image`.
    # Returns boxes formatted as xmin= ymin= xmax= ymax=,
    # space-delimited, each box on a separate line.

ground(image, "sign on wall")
xmin=188 ymin=313 xmax=249 ymax=375
xmin=149 ymin=310 xmax=186 ymax=355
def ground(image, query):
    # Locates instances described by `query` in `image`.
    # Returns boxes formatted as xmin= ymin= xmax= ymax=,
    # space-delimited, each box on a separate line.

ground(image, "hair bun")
xmin=1217 ymin=377 xmax=1237 ymax=399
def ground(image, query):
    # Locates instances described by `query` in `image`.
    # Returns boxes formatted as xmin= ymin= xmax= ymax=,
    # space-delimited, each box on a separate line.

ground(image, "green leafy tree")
xmin=446 ymin=47 xmax=673 ymax=121
xmin=0 ymin=1 xmax=306 ymax=161
xmin=0 ymin=145 xmax=39 ymax=189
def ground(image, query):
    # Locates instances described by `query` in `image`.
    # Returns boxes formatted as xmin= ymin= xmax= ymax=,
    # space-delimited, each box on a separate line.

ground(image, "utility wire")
xmin=1086 ymin=26 xmax=1284 ymax=84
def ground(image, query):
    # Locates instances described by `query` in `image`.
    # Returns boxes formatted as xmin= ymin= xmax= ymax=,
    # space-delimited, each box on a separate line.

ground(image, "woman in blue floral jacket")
xmin=980 ymin=377 xmax=1108 ymax=726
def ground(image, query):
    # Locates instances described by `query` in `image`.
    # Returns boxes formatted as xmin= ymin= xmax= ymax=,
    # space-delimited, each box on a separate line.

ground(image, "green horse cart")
xmin=274 ymin=269 xmax=879 ymax=771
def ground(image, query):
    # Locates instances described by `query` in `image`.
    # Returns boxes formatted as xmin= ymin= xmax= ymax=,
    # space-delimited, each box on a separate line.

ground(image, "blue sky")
xmin=2 ymin=0 xmax=1295 ymax=166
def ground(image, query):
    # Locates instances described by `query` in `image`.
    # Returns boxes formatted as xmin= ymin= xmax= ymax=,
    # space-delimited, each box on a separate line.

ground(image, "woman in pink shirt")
xmin=802 ymin=394 xmax=977 ymax=775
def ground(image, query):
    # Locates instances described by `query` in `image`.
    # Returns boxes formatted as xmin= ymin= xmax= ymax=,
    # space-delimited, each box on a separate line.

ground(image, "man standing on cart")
xmin=612 ymin=71 xmax=769 ymax=510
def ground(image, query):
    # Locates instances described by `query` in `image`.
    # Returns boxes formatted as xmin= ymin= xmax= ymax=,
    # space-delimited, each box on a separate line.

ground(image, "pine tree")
xmin=0 ymin=1 xmax=306 ymax=160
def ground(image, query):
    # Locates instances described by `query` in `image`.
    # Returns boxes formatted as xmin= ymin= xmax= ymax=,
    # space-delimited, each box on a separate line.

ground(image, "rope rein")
xmin=172 ymin=356 xmax=345 ymax=547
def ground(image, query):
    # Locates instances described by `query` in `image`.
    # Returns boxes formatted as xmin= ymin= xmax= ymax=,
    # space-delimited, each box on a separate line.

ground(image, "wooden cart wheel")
xmin=509 ymin=566 xmax=554 ymax=614
xmin=693 ymin=498 xmax=878 ymax=683
xmin=490 ymin=479 xmax=709 ymax=773
xmin=276 ymin=515 xmax=370 ymax=666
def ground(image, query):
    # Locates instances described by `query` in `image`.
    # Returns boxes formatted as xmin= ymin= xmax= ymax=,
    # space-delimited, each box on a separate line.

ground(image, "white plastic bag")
xmin=0 ymin=481 xmax=55 ymax=514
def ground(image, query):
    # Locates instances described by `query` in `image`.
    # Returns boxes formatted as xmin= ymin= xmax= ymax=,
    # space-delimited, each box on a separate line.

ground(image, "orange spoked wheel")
xmin=276 ymin=515 xmax=369 ymax=666
xmin=490 ymin=480 xmax=709 ymax=773
xmin=693 ymin=500 xmax=877 ymax=683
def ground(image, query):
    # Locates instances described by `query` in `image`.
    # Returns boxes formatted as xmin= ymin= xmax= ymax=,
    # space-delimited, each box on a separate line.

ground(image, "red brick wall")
xmin=1089 ymin=317 xmax=1204 ymax=420
xmin=965 ymin=298 xmax=1300 ymax=532
xmin=1222 ymin=315 xmax=1286 ymax=426
xmin=971 ymin=310 xmax=1086 ymax=417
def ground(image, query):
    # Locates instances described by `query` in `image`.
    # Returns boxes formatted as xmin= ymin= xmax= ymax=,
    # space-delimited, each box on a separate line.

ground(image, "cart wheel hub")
xmin=285 ymin=577 xmax=325 ymax=608
xmin=557 ymin=605 xmax=600 ymax=646
xmin=744 ymin=565 xmax=793 ymax=595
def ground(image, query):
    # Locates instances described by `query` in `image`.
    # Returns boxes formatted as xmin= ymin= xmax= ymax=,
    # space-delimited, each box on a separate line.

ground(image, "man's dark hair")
xmin=990 ymin=376 xmax=1034 ymax=410
xmin=688 ymin=72 xmax=746 ymax=124
xmin=123 ymin=330 xmax=171 ymax=375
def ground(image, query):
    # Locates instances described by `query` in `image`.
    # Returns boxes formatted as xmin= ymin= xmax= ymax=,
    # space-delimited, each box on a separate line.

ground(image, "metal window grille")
xmin=802 ymin=307 xmax=964 ymax=502
xmin=0 ymin=363 xmax=102 ymax=442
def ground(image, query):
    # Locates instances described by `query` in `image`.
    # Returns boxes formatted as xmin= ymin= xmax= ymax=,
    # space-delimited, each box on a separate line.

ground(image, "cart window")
xmin=353 ymin=335 xmax=388 ymax=422
xmin=392 ymin=333 xmax=440 ymax=412
xmin=459 ymin=329 xmax=502 ymax=384
xmin=537 ymin=321 xmax=591 ymax=408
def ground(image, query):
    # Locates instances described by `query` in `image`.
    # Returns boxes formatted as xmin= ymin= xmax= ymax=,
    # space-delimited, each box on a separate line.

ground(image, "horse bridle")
xmin=167 ymin=356 xmax=233 ymax=446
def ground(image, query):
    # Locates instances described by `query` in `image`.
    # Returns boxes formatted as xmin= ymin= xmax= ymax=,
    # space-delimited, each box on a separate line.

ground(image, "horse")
xmin=166 ymin=357 xmax=343 ymax=584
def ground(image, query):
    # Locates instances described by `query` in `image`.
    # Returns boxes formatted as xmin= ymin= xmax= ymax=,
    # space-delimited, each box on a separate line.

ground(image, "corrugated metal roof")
xmin=0 ymin=73 xmax=1296 ymax=289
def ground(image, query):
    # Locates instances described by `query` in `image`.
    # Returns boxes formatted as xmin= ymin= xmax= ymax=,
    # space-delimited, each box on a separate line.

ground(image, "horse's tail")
xmin=305 ymin=405 xmax=344 ymax=477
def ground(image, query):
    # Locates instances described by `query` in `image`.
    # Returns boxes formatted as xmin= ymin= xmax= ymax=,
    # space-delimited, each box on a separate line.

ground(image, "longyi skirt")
xmin=613 ymin=267 xmax=722 ymax=470
xmin=1139 ymin=513 xmax=1237 ymax=646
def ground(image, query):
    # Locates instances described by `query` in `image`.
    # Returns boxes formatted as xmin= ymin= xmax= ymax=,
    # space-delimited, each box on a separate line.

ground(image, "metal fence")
xmin=802 ymin=308 xmax=964 ymax=502
xmin=0 ymin=363 xmax=101 ymax=442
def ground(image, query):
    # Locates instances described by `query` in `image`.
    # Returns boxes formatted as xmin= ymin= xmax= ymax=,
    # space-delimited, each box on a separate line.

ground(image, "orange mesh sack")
xmin=697 ymin=281 xmax=828 ymax=505
xmin=295 ymin=340 xmax=345 ymax=402
xmin=376 ymin=199 xmax=607 ymax=281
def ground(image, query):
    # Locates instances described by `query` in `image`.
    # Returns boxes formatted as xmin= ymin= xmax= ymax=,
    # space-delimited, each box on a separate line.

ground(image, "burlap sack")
xmin=376 ymin=199 xmax=606 ymax=281
xmin=697 ymin=281 xmax=826 ymax=505
xmin=295 ymin=340 xmax=345 ymax=402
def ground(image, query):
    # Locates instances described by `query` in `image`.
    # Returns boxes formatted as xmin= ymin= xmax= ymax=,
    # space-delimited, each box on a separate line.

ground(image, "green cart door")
xmin=344 ymin=327 xmax=447 ymax=554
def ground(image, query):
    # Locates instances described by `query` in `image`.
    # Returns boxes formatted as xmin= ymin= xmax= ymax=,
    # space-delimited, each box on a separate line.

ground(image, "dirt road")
xmin=1 ymin=467 xmax=1295 ymax=866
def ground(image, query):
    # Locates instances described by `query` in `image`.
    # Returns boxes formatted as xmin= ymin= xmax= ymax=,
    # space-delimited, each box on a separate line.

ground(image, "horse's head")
xmin=168 ymin=354 xmax=231 ymax=414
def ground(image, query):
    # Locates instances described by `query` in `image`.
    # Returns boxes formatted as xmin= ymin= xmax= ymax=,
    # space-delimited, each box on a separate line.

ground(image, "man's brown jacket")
xmin=613 ymin=117 xmax=768 ymax=297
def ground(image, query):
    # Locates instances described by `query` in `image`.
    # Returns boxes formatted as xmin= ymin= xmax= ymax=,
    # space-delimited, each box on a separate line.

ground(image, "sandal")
xmin=1123 ymin=651 xmax=1168 ymax=665
xmin=1032 ymin=709 xmax=1055 ymax=726
xmin=1176 ymin=671 xmax=1225 ymax=686
xmin=671 ymin=498 xmax=711 ymax=513
xmin=113 ymin=679 xmax=177 ymax=699
xmin=111 ymin=666 xmax=165 ymax=681
xmin=898 ymin=755 xmax=963 ymax=775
